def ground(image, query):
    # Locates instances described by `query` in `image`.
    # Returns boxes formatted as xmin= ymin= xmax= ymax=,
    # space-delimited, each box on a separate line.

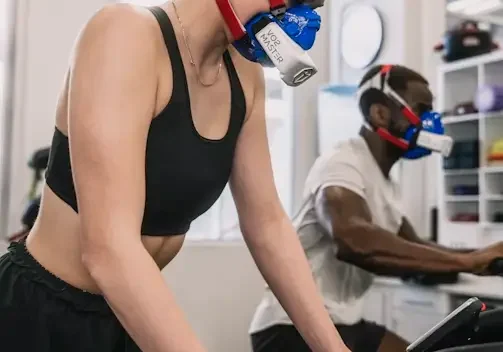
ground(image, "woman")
xmin=0 ymin=1 xmax=349 ymax=351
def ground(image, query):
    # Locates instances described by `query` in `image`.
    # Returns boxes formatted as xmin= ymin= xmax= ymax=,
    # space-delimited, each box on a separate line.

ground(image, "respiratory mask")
xmin=357 ymin=65 xmax=453 ymax=160
xmin=215 ymin=0 xmax=321 ymax=87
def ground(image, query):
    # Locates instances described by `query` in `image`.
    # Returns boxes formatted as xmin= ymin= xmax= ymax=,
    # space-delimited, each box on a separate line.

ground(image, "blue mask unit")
xmin=216 ymin=0 xmax=321 ymax=86
xmin=403 ymin=111 xmax=451 ymax=160
xmin=234 ymin=5 xmax=321 ymax=66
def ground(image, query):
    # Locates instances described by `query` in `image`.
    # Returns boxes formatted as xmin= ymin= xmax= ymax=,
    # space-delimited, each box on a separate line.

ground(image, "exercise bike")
xmin=406 ymin=259 xmax=503 ymax=352
xmin=8 ymin=147 xmax=50 ymax=242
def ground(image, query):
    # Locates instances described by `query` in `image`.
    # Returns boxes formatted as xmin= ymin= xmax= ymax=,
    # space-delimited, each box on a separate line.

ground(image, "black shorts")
xmin=251 ymin=320 xmax=386 ymax=352
xmin=0 ymin=240 xmax=140 ymax=352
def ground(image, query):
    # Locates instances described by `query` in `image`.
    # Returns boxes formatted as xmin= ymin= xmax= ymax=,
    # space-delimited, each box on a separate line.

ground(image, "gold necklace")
xmin=172 ymin=0 xmax=223 ymax=87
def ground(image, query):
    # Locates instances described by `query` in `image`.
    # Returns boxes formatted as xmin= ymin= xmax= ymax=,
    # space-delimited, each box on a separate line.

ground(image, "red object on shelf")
xmin=450 ymin=213 xmax=479 ymax=222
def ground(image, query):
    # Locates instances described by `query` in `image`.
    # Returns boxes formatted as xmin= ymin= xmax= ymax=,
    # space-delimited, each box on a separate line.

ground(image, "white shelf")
xmin=485 ymin=194 xmax=503 ymax=201
xmin=442 ymin=114 xmax=479 ymax=125
xmin=481 ymin=222 xmax=503 ymax=228
xmin=447 ymin=6 xmax=503 ymax=29
xmin=482 ymin=166 xmax=503 ymax=174
xmin=438 ymin=50 xmax=503 ymax=73
xmin=444 ymin=195 xmax=479 ymax=202
xmin=442 ymin=111 xmax=503 ymax=125
xmin=437 ymin=48 xmax=503 ymax=249
xmin=481 ymin=111 xmax=503 ymax=120
xmin=444 ymin=168 xmax=478 ymax=176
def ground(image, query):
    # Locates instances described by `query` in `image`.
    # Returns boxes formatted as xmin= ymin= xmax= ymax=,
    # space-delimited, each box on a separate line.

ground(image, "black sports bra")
xmin=45 ymin=7 xmax=246 ymax=236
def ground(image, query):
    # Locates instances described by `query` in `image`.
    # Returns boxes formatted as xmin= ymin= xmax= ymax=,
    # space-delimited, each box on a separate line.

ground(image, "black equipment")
xmin=407 ymin=258 xmax=503 ymax=352
xmin=434 ymin=21 xmax=498 ymax=63
xmin=8 ymin=147 xmax=50 ymax=242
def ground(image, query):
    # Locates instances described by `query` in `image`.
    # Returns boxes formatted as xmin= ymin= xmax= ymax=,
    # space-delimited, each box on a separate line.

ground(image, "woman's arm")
xmin=229 ymin=66 xmax=349 ymax=352
xmin=69 ymin=5 xmax=205 ymax=352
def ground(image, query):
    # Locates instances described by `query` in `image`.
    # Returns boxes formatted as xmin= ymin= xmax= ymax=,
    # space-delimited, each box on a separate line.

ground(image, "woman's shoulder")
xmin=78 ymin=4 xmax=161 ymax=51
xmin=70 ymin=4 xmax=164 ymax=78
xmin=91 ymin=3 xmax=157 ymax=25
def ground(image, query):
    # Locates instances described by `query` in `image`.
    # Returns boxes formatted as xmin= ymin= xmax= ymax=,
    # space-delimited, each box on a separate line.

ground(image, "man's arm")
xmin=398 ymin=217 xmax=475 ymax=253
xmin=229 ymin=63 xmax=348 ymax=352
xmin=324 ymin=186 xmax=477 ymax=276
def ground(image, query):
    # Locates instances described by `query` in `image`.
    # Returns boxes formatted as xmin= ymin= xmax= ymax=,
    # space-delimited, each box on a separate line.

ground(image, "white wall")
xmin=291 ymin=4 xmax=331 ymax=210
xmin=163 ymin=243 xmax=264 ymax=352
xmin=329 ymin=0 xmax=405 ymax=83
xmin=5 ymin=0 xmax=111 ymax=236
xmin=421 ymin=1 xmax=447 ymax=232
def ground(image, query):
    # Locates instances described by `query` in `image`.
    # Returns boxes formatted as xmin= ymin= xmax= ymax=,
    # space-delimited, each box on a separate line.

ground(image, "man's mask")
xmin=358 ymin=65 xmax=453 ymax=160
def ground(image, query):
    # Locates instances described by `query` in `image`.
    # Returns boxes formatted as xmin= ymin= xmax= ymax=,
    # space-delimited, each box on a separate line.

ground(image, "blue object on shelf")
xmin=321 ymin=85 xmax=358 ymax=96
xmin=452 ymin=185 xmax=479 ymax=195
xmin=443 ymin=140 xmax=479 ymax=170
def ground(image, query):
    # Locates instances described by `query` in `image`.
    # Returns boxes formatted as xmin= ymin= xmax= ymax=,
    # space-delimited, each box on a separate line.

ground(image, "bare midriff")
xmin=26 ymin=185 xmax=185 ymax=294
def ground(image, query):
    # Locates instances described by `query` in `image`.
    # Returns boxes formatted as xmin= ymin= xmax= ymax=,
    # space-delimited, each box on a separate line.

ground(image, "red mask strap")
xmin=215 ymin=0 xmax=288 ymax=41
xmin=215 ymin=0 xmax=246 ymax=40
xmin=381 ymin=64 xmax=393 ymax=74
xmin=269 ymin=0 xmax=287 ymax=16
xmin=402 ymin=106 xmax=421 ymax=125
xmin=381 ymin=66 xmax=421 ymax=126
xmin=376 ymin=128 xmax=409 ymax=150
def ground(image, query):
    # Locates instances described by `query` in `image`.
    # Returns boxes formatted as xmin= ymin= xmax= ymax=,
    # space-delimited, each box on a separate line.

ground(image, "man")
xmin=249 ymin=64 xmax=503 ymax=352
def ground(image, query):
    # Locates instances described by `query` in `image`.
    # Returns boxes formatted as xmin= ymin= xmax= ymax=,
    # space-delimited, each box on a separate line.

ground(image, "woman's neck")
xmin=161 ymin=0 xmax=271 ymax=71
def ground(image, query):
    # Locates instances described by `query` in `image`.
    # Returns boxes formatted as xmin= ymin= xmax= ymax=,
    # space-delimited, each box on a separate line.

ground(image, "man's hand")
xmin=470 ymin=242 xmax=503 ymax=275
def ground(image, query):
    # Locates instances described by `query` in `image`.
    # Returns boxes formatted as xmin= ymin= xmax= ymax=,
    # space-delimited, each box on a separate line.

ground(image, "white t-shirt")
xmin=249 ymin=136 xmax=404 ymax=334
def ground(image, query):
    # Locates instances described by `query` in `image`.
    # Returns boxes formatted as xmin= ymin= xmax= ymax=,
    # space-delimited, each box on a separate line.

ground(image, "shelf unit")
xmin=437 ymin=50 xmax=503 ymax=249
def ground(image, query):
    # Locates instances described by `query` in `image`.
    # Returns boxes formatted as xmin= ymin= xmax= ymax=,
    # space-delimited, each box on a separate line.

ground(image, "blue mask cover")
xmin=402 ymin=111 xmax=449 ymax=160
xmin=233 ymin=5 xmax=321 ymax=66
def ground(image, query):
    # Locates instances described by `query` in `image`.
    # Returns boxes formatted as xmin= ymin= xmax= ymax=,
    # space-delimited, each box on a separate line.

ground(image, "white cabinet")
xmin=369 ymin=276 xmax=503 ymax=344
xmin=362 ymin=286 xmax=387 ymax=326
xmin=367 ymin=281 xmax=451 ymax=343
xmin=388 ymin=287 xmax=450 ymax=342
xmin=388 ymin=305 xmax=443 ymax=343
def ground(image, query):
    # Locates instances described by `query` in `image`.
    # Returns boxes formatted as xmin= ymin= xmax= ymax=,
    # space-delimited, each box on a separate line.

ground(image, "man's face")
xmin=378 ymin=81 xmax=434 ymax=137
xmin=367 ymin=80 xmax=434 ymax=158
